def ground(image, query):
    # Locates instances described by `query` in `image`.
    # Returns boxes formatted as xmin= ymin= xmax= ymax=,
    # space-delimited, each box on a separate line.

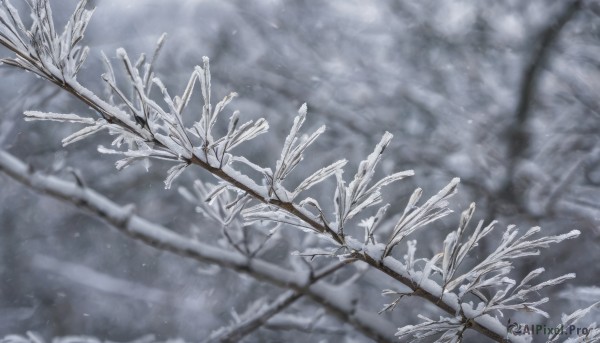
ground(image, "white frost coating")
xmin=221 ymin=164 xmax=269 ymax=199
xmin=5 ymin=7 xmax=148 ymax=139
xmin=231 ymin=156 xmax=273 ymax=178
xmin=298 ymin=197 xmax=323 ymax=212
xmin=115 ymin=47 xmax=128 ymax=60
xmin=270 ymin=184 xmax=292 ymax=202
xmin=62 ymin=121 xmax=107 ymax=146
xmin=363 ymin=243 xmax=386 ymax=261
xmin=24 ymin=111 xmax=95 ymax=124
xmin=385 ymin=177 xmax=460 ymax=256
xmin=225 ymin=118 xmax=269 ymax=151
xmin=154 ymin=133 xmax=192 ymax=159
xmin=205 ymin=154 xmax=221 ymax=168
xmin=164 ymin=163 xmax=188 ymax=189
xmin=243 ymin=209 xmax=311 ymax=232
xmin=334 ymin=132 xmax=410 ymax=235
xmin=293 ymin=159 xmax=347 ymax=198
xmin=345 ymin=236 xmax=363 ymax=252
xmin=273 ymin=103 xmax=326 ymax=187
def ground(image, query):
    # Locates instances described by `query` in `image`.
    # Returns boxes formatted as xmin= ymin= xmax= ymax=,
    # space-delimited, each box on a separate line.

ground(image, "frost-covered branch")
xmin=368 ymin=203 xmax=579 ymax=342
xmin=0 ymin=149 xmax=396 ymax=342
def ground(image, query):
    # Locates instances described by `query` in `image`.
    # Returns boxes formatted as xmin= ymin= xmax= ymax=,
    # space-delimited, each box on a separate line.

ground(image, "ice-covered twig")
xmin=334 ymin=132 xmax=414 ymax=237
xmin=383 ymin=177 xmax=459 ymax=258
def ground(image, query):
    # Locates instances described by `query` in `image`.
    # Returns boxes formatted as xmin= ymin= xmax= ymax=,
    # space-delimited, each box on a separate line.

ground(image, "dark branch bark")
xmin=502 ymin=0 xmax=582 ymax=201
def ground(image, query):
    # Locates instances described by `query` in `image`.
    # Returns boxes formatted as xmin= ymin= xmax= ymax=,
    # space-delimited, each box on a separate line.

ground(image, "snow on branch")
xmin=24 ymin=111 xmax=95 ymax=124
xmin=0 ymin=0 xmax=153 ymax=145
xmin=447 ymin=224 xmax=579 ymax=303
xmin=0 ymin=0 xmax=93 ymax=79
xmin=395 ymin=315 xmax=466 ymax=343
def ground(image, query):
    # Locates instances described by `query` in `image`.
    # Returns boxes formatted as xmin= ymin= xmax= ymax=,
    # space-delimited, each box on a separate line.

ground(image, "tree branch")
xmin=31 ymin=254 xmax=203 ymax=312
xmin=502 ymin=0 xmax=582 ymax=199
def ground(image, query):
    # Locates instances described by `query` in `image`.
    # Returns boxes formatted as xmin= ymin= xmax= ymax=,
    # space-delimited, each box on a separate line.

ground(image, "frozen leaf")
xmin=143 ymin=33 xmax=167 ymax=94
xmin=272 ymin=104 xmax=326 ymax=189
xmin=61 ymin=120 xmax=107 ymax=146
xmin=231 ymin=156 xmax=273 ymax=177
xmin=385 ymin=178 xmax=460 ymax=257
xmin=334 ymin=132 xmax=412 ymax=234
xmin=242 ymin=204 xmax=314 ymax=233
xmin=176 ymin=68 xmax=198 ymax=114
xmin=293 ymin=159 xmax=347 ymax=197
xmin=396 ymin=315 xmax=464 ymax=342
xmin=226 ymin=117 xmax=269 ymax=151
xmin=164 ymin=162 xmax=188 ymax=189
xmin=298 ymin=197 xmax=323 ymax=213
xmin=441 ymin=203 xmax=476 ymax=286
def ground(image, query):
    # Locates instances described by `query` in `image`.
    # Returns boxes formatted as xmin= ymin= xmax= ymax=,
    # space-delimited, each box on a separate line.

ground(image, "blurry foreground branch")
xmin=0 ymin=149 xmax=396 ymax=342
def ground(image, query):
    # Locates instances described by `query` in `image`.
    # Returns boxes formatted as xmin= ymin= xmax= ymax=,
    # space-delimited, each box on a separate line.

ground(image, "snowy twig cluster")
xmin=0 ymin=1 xmax=597 ymax=342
